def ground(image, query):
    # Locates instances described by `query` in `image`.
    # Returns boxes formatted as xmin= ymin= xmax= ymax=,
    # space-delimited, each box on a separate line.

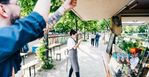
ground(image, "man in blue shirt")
xmin=95 ymin=33 xmax=100 ymax=47
xmin=0 ymin=0 xmax=77 ymax=76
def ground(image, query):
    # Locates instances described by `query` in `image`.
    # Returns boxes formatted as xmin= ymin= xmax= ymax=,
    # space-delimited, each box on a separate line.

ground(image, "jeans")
xmin=68 ymin=66 xmax=80 ymax=77
xmin=91 ymin=38 xmax=94 ymax=46
xmin=95 ymin=40 xmax=99 ymax=47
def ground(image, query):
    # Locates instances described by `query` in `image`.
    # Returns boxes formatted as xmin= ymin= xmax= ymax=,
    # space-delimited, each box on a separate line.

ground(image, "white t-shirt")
xmin=67 ymin=37 xmax=76 ymax=50
xmin=130 ymin=57 xmax=139 ymax=70
xmin=90 ymin=34 xmax=95 ymax=39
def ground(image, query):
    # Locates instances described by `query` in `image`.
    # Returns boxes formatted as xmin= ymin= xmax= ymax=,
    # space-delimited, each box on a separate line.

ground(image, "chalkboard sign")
xmin=106 ymin=33 xmax=116 ymax=55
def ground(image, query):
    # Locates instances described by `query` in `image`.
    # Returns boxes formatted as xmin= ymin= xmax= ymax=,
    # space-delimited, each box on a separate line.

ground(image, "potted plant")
xmin=36 ymin=42 xmax=54 ymax=70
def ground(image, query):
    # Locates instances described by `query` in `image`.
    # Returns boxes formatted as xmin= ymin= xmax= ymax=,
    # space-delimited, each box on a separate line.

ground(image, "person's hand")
xmin=63 ymin=0 xmax=77 ymax=11
xmin=43 ymin=28 xmax=50 ymax=34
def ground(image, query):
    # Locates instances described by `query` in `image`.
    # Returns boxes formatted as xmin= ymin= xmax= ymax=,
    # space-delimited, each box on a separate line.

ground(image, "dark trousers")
xmin=95 ymin=40 xmax=99 ymax=47
xmin=91 ymin=38 xmax=94 ymax=46
xmin=68 ymin=66 xmax=80 ymax=77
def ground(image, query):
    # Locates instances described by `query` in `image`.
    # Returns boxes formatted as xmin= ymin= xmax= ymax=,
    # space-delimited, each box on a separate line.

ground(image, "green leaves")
xmin=19 ymin=0 xmax=110 ymax=33
xmin=98 ymin=19 xmax=110 ymax=32
xmin=19 ymin=0 xmax=62 ymax=16
xmin=19 ymin=0 xmax=37 ymax=16
xmin=123 ymin=25 xmax=148 ymax=34
xmin=51 ymin=0 xmax=63 ymax=12
xmin=118 ymin=39 xmax=142 ymax=53
xmin=36 ymin=42 xmax=54 ymax=69
xmin=138 ymin=25 xmax=148 ymax=33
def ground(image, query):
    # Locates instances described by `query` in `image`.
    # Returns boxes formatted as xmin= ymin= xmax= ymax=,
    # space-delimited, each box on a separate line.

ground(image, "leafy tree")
xmin=98 ymin=19 xmax=110 ymax=32
xmin=50 ymin=0 xmax=62 ymax=12
xmin=19 ymin=0 xmax=62 ymax=16
xmin=19 ymin=0 xmax=109 ymax=34
xmin=123 ymin=26 xmax=138 ymax=33
xmin=18 ymin=0 xmax=37 ymax=16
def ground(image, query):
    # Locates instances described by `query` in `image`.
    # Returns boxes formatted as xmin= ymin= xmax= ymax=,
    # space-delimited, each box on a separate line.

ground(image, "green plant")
xmin=36 ymin=43 xmax=54 ymax=69
xmin=118 ymin=40 xmax=142 ymax=53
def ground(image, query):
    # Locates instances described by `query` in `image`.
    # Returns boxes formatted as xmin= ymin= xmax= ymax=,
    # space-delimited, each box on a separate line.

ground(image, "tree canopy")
xmin=19 ymin=0 xmax=110 ymax=33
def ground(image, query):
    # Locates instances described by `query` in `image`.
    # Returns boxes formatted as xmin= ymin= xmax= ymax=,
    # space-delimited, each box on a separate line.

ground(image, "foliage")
xmin=138 ymin=25 xmax=148 ymax=33
xmin=19 ymin=0 xmax=109 ymax=33
xmin=19 ymin=0 xmax=62 ymax=16
xmin=118 ymin=39 xmax=143 ymax=53
xmin=50 ymin=0 xmax=63 ymax=13
xmin=85 ymin=20 xmax=99 ymax=32
xmin=18 ymin=0 xmax=37 ymax=16
xmin=36 ymin=42 xmax=54 ymax=69
xmin=54 ymin=11 xmax=78 ymax=33
xmin=122 ymin=26 xmax=138 ymax=34
xmin=122 ymin=25 xmax=148 ymax=39
xmin=54 ymin=12 xmax=102 ymax=33
xmin=98 ymin=19 xmax=110 ymax=32
xmin=122 ymin=25 xmax=148 ymax=34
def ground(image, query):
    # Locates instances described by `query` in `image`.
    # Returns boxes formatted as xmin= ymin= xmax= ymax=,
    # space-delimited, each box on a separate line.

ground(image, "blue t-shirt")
xmin=0 ymin=12 xmax=46 ymax=77
xmin=95 ymin=34 xmax=100 ymax=40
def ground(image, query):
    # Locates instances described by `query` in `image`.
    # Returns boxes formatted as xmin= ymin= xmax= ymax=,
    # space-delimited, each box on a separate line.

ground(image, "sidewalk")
xmin=23 ymin=34 xmax=108 ymax=77
xmin=28 ymin=38 xmax=107 ymax=77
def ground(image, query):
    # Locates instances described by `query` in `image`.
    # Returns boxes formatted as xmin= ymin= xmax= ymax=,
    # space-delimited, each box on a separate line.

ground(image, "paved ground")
xmin=23 ymin=36 xmax=108 ymax=77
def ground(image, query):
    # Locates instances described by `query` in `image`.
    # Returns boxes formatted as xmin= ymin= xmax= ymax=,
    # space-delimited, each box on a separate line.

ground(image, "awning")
xmin=73 ymin=0 xmax=132 ymax=20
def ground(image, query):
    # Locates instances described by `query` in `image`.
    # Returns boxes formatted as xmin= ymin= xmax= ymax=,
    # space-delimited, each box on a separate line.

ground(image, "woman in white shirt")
xmin=90 ymin=33 xmax=95 ymax=46
xmin=67 ymin=29 xmax=82 ymax=77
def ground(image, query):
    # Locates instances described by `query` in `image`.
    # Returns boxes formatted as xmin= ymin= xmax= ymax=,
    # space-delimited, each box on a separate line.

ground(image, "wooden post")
xmin=75 ymin=18 xmax=79 ymax=42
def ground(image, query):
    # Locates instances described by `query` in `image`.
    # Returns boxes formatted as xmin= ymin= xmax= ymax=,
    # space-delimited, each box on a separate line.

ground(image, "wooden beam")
xmin=119 ymin=9 xmax=149 ymax=17
xmin=121 ymin=9 xmax=149 ymax=13
xmin=121 ymin=13 xmax=149 ymax=17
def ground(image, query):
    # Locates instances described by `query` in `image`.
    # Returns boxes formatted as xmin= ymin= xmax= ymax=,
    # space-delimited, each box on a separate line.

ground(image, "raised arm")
xmin=33 ymin=0 xmax=51 ymax=21
xmin=48 ymin=0 xmax=77 ymax=26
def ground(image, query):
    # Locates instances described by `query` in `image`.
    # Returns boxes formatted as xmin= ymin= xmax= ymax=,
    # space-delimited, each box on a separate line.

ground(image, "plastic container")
xmin=32 ymin=46 xmax=38 ymax=53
